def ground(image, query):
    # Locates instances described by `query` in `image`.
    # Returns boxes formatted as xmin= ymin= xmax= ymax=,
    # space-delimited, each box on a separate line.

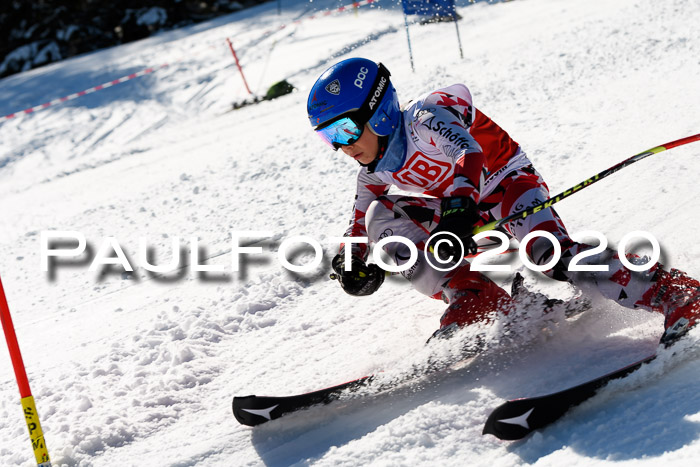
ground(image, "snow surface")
xmin=1 ymin=0 xmax=699 ymax=465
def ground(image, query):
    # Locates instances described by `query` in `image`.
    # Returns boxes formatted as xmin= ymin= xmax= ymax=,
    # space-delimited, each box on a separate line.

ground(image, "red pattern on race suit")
xmin=341 ymin=177 xmax=389 ymax=259
xmin=340 ymin=84 xmax=688 ymax=325
xmin=344 ymin=83 xmax=522 ymax=259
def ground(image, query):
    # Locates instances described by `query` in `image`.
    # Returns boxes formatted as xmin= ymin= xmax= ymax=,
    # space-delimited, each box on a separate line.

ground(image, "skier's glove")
xmin=330 ymin=254 xmax=385 ymax=296
xmin=430 ymin=196 xmax=480 ymax=261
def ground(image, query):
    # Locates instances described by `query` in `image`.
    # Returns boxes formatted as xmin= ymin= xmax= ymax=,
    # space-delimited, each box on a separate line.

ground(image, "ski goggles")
xmin=314 ymin=116 xmax=364 ymax=150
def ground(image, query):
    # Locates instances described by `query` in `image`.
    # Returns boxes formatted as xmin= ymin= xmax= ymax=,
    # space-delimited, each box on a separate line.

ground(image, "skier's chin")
xmin=358 ymin=155 xmax=378 ymax=167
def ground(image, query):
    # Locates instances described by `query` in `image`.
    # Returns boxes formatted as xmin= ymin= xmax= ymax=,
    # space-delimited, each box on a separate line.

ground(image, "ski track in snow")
xmin=1 ymin=0 xmax=699 ymax=465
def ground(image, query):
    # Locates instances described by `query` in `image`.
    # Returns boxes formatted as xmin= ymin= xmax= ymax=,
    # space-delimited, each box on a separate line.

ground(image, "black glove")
xmin=430 ymin=196 xmax=481 ymax=261
xmin=330 ymin=254 xmax=385 ymax=296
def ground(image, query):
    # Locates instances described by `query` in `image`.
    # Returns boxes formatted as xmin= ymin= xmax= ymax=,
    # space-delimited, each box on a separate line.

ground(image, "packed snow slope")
xmin=1 ymin=0 xmax=699 ymax=465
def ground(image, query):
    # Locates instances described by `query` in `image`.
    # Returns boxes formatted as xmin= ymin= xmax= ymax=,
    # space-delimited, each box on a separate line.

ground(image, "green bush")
xmin=264 ymin=80 xmax=295 ymax=100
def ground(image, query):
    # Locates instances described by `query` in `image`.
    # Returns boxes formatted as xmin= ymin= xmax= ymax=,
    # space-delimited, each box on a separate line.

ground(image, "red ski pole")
xmin=0 ymin=275 xmax=51 ymax=466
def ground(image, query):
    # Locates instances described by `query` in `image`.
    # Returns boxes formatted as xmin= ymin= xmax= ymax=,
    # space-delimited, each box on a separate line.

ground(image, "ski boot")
xmin=430 ymin=267 xmax=514 ymax=348
xmin=639 ymin=268 xmax=700 ymax=345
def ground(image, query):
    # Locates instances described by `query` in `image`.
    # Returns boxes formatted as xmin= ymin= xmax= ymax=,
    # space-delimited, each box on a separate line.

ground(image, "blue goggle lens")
xmin=315 ymin=117 xmax=363 ymax=150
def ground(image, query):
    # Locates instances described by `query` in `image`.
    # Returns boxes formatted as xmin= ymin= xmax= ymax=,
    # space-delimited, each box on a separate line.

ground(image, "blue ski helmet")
xmin=307 ymin=58 xmax=401 ymax=140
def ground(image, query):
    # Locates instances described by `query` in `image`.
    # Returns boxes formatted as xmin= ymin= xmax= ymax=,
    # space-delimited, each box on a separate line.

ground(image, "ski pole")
xmin=336 ymin=133 xmax=700 ymax=274
xmin=0 ymin=275 xmax=51 ymax=466
xmin=474 ymin=133 xmax=700 ymax=234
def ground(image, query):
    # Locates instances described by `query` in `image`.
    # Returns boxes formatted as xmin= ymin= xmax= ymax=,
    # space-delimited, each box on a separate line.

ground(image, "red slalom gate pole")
xmin=0 ymin=275 xmax=51 ymax=466
xmin=226 ymin=38 xmax=253 ymax=95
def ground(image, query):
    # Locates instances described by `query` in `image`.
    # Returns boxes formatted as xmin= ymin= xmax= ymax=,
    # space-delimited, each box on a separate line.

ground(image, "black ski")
xmin=483 ymin=319 xmax=696 ymax=440
xmin=233 ymin=376 xmax=372 ymax=426
xmin=233 ymin=294 xmax=590 ymax=428
xmin=482 ymin=353 xmax=656 ymax=440
xmin=233 ymin=349 xmax=482 ymax=427
xmin=233 ymin=334 xmax=490 ymax=427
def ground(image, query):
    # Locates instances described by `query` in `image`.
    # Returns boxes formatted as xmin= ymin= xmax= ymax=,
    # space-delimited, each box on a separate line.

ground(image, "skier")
xmin=307 ymin=57 xmax=700 ymax=344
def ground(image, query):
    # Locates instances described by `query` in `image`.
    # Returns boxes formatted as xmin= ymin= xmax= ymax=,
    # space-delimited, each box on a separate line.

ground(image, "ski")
xmin=482 ymin=353 xmax=657 ymax=440
xmin=483 ymin=322 xmax=695 ymax=440
xmin=233 ymin=376 xmax=372 ymax=426
xmin=233 ymin=292 xmax=593 ymax=428
xmin=233 ymin=348 xmax=483 ymax=427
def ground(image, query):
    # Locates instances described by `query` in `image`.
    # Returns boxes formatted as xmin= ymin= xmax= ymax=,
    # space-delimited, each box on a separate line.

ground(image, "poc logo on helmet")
xmin=354 ymin=67 xmax=369 ymax=89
